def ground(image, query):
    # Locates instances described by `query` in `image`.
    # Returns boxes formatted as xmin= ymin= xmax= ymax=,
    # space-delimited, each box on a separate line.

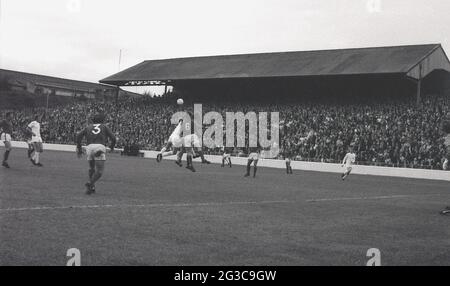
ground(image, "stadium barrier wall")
xmin=3 ymin=141 xmax=450 ymax=181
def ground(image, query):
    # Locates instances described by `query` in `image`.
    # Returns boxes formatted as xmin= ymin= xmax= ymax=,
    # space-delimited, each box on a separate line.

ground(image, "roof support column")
xmin=416 ymin=63 xmax=423 ymax=105
xmin=114 ymin=86 xmax=120 ymax=130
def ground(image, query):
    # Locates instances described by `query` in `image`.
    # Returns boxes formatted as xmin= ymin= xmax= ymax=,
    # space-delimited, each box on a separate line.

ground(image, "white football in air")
xmin=177 ymin=98 xmax=184 ymax=105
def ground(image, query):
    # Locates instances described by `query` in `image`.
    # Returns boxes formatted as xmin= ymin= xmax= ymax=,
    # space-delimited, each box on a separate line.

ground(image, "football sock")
xmin=194 ymin=151 xmax=206 ymax=161
xmin=3 ymin=150 xmax=10 ymax=162
xmin=34 ymin=152 xmax=40 ymax=164
xmin=89 ymin=169 xmax=95 ymax=180
xmin=187 ymin=154 xmax=193 ymax=167
xmin=176 ymin=151 xmax=183 ymax=161
xmin=162 ymin=151 xmax=173 ymax=157
xmin=253 ymin=166 xmax=257 ymax=177
xmin=90 ymin=171 xmax=102 ymax=185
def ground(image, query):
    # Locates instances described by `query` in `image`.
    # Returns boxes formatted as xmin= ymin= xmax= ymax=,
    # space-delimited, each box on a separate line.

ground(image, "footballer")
xmin=1 ymin=112 xmax=13 ymax=168
xmin=341 ymin=145 xmax=356 ymax=180
xmin=221 ymin=146 xmax=232 ymax=168
xmin=175 ymin=133 xmax=210 ymax=172
xmin=27 ymin=115 xmax=44 ymax=167
xmin=76 ymin=113 xmax=116 ymax=195
xmin=157 ymin=119 xmax=184 ymax=163
xmin=284 ymin=150 xmax=293 ymax=174
xmin=244 ymin=146 xmax=260 ymax=178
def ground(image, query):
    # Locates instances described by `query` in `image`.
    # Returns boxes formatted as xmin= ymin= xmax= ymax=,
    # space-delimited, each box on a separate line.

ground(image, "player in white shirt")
xmin=283 ymin=150 xmax=293 ymax=174
xmin=177 ymin=133 xmax=201 ymax=172
xmin=156 ymin=119 xmax=184 ymax=162
xmin=27 ymin=115 xmax=44 ymax=167
xmin=244 ymin=146 xmax=261 ymax=178
xmin=173 ymin=133 xmax=210 ymax=172
xmin=341 ymin=146 xmax=356 ymax=180
xmin=221 ymin=146 xmax=232 ymax=168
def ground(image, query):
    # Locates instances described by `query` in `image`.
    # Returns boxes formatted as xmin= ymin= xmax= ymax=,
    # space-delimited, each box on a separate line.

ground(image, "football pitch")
xmin=0 ymin=149 xmax=449 ymax=266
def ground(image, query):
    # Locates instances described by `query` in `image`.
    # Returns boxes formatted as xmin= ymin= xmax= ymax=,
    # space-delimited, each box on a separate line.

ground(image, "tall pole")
xmin=118 ymin=49 xmax=122 ymax=71
xmin=112 ymin=50 xmax=122 ymax=131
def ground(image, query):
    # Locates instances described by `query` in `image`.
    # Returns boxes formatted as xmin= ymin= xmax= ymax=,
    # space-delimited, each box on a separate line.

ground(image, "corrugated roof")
xmin=100 ymin=44 xmax=450 ymax=85
xmin=0 ymin=69 xmax=117 ymax=91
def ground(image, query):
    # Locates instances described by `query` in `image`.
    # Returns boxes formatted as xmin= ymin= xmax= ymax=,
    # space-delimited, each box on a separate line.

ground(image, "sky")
xmin=0 ymin=0 xmax=449 ymax=94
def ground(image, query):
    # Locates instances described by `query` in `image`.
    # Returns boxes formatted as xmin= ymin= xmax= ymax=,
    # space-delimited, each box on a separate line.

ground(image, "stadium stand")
xmin=0 ymin=69 xmax=139 ymax=103
xmin=1 ymin=93 xmax=450 ymax=170
xmin=2 ymin=45 xmax=450 ymax=170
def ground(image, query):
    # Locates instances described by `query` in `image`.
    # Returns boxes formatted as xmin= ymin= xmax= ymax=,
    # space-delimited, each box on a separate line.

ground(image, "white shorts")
xmin=169 ymin=135 xmax=182 ymax=148
xmin=345 ymin=166 xmax=353 ymax=172
xmin=1 ymin=133 xmax=11 ymax=142
xmin=31 ymin=137 xmax=44 ymax=152
xmin=223 ymin=153 xmax=230 ymax=159
xmin=285 ymin=158 xmax=291 ymax=163
xmin=183 ymin=134 xmax=201 ymax=148
xmin=31 ymin=136 xmax=43 ymax=143
xmin=86 ymin=144 xmax=107 ymax=161
xmin=248 ymin=152 xmax=259 ymax=160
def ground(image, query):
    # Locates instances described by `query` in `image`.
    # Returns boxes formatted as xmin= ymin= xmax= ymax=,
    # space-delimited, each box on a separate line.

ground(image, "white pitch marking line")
xmin=0 ymin=200 xmax=293 ymax=213
xmin=0 ymin=194 xmax=447 ymax=213
xmin=306 ymin=195 xmax=412 ymax=203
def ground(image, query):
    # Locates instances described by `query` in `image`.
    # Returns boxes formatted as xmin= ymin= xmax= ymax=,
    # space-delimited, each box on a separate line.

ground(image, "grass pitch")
xmin=0 ymin=149 xmax=449 ymax=265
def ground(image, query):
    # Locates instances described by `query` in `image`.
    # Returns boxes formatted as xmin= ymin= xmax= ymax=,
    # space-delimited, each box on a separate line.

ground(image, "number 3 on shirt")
xmin=92 ymin=124 xmax=101 ymax=135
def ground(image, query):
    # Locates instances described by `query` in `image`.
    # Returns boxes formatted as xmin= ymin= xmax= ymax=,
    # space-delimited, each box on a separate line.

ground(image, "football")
xmin=177 ymin=98 xmax=184 ymax=105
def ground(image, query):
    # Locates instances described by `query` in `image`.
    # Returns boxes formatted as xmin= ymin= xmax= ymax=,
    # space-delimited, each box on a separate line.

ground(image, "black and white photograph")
xmin=0 ymin=0 xmax=450 ymax=272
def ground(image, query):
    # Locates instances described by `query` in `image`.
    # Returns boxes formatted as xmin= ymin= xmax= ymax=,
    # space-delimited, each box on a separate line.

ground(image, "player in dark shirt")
xmin=76 ymin=113 xmax=116 ymax=195
xmin=1 ymin=112 xmax=13 ymax=168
